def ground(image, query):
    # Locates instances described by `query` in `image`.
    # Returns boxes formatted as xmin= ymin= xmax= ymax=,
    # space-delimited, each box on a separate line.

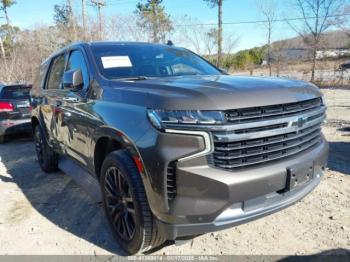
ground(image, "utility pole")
xmin=82 ymin=0 xmax=87 ymax=40
xmin=90 ymin=0 xmax=106 ymax=40
xmin=67 ymin=0 xmax=77 ymax=40
xmin=217 ymin=0 xmax=223 ymax=67
xmin=67 ymin=0 xmax=74 ymax=24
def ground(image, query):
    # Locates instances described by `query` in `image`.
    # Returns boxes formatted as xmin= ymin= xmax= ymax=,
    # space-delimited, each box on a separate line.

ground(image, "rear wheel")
xmin=0 ymin=135 xmax=4 ymax=144
xmin=100 ymin=150 xmax=164 ymax=255
xmin=34 ymin=125 xmax=58 ymax=172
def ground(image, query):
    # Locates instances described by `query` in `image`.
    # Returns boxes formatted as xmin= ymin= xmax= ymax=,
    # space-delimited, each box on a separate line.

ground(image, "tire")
xmin=0 ymin=135 xmax=4 ymax=144
xmin=100 ymin=150 xmax=164 ymax=255
xmin=34 ymin=125 xmax=58 ymax=172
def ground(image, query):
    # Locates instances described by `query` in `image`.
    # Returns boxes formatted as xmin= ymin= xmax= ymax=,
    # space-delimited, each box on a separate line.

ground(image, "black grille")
xmin=225 ymin=98 xmax=322 ymax=124
xmin=214 ymin=125 xmax=321 ymax=169
xmin=167 ymin=162 xmax=177 ymax=203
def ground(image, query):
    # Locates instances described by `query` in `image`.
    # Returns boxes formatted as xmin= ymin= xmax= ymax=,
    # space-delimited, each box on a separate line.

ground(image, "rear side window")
xmin=0 ymin=86 xmax=30 ymax=99
xmin=46 ymin=54 xmax=66 ymax=90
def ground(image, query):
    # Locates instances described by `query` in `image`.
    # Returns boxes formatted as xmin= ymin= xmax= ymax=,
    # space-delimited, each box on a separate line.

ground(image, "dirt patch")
xmin=6 ymin=201 xmax=32 ymax=224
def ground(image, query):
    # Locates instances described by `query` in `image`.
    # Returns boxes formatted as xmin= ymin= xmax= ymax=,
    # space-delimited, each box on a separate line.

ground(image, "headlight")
xmin=147 ymin=109 xmax=226 ymax=129
xmin=321 ymin=96 xmax=326 ymax=106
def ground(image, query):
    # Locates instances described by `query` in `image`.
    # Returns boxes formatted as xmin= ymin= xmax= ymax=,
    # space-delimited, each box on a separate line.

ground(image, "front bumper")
xmin=0 ymin=118 xmax=32 ymax=136
xmin=157 ymin=165 xmax=324 ymax=240
xmin=138 ymin=128 xmax=328 ymax=239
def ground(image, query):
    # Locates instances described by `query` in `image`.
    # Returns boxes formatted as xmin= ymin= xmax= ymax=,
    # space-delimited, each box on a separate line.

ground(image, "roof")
xmin=86 ymin=41 xmax=168 ymax=46
xmin=41 ymin=41 xmax=180 ymax=65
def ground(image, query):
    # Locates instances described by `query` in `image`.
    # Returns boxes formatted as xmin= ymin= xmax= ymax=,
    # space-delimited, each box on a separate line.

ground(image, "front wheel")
xmin=100 ymin=150 xmax=164 ymax=255
xmin=34 ymin=125 xmax=58 ymax=172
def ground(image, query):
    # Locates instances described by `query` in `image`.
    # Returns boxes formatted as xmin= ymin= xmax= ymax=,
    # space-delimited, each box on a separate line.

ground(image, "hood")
xmin=104 ymin=75 xmax=322 ymax=110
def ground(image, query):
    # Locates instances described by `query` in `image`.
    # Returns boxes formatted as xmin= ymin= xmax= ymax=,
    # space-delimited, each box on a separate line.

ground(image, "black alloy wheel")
xmin=100 ymin=150 xmax=165 ymax=255
xmin=33 ymin=125 xmax=58 ymax=172
xmin=104 ymin=166 xmax=136 ymax=241
xmin=34 ymin=126 xmax=44 ymax=166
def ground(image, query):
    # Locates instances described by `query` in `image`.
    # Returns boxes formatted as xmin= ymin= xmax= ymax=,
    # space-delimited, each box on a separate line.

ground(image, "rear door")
xmin=41 ymin=53 xmax=68 ymax=150
xmin=0 ymin=85 xmax=31 ymax=121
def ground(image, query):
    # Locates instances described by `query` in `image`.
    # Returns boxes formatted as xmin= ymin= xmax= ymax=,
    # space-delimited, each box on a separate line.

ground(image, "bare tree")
xmin=289 ymin=0 xmax=344 ymax=82
xmin=271 ymin=40 xmax=290 ymax=77
xmin=333 ymin=4 xmax=350 ymax=39
xmin=0 ymin=36 xmax=5 ymax=59
xmin=204 ymin=0 xmax=223 ymax=66
xmin=223 ymin=32 xmax=239 ymax=55
xmin=175 ymin=16 xmax=207 ymax=54
xmin=256 ymin=0 xmax=277 ymax=76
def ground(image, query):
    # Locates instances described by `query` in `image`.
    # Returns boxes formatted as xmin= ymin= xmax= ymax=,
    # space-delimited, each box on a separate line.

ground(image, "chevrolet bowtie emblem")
xmin=291 ymin=116 xmax=308 ymax=128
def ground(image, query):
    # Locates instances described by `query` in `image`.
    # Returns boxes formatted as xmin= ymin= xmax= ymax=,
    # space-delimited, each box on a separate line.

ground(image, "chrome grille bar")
xmin=215 ymin=124 xmax=321 ymax=151
xmin=212 ymin=98 xmax=325 ymax=170
xmin=213 ymin=111 xmax=325 ymax=142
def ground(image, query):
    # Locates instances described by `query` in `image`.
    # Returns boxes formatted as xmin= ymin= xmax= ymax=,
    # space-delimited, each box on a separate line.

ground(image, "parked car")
xmin=31 ymin=42 xmax=328 ymax=255
xmin=0 ymin=83 xmax=32 ymax=143
xmin=339 ymin=60 xmax=350 ymax=71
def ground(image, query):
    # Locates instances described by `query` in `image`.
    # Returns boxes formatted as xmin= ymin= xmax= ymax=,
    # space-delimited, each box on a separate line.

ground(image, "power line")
xmin=173 ymin=13 xmax=350 ymax=27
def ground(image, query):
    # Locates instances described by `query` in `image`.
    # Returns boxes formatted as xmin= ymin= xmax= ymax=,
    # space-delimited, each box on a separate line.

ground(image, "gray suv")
xmin=31 ymin=42 xmax=328 ymax=255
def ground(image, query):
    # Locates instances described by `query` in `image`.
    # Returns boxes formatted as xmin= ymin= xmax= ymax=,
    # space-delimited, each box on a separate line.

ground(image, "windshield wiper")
xmin=114 ymin=76 xmax=150 ymax=81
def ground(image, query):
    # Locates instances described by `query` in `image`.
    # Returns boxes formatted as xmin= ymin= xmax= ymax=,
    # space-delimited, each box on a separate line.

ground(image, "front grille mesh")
xmin=213 ymin=98 xmax=325 ymax=170
xmin=226 ymin=98 xmax=322 ymax=123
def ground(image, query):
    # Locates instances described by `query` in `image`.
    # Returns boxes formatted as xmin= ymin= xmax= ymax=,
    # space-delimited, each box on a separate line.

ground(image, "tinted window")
xmin=46 ymin=55 xmax=66 ymax=90
xmin=91 ymin=44 xmax=221 ymax=79
xmin=0 ymin=86 xmax=30 ymax=99
xmin=66 ymin=50 xmax=89 ymax=89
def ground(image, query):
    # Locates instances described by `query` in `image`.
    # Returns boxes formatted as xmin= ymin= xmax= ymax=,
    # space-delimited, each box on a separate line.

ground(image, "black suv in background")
xmin=0 ymin=84 xmax=32 ymax=143
xmin=31 ymin=42 xmax=328 ymax=254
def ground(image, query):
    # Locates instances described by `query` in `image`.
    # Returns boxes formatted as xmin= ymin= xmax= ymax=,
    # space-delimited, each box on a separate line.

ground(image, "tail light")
xmin=0 ymin=102 xmax=13 ymax=112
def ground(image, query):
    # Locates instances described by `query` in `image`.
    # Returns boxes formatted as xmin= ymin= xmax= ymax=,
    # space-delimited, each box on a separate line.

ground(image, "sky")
xmin=5 ymin=0 xmax=301 ymax=52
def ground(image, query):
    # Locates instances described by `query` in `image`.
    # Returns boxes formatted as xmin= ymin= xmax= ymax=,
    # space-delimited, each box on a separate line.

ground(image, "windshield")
xmin=91 ymin=44 xmax=221 ymax=79
xmin=0 ymin=86 xmax=31 ymax=100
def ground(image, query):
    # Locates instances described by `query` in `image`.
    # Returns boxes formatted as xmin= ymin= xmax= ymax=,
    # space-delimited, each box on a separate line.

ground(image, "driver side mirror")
xmin=63 ymin=69 xmax=83 ymax=91
xmin=219 ymin=67 xmax=229 ymax=74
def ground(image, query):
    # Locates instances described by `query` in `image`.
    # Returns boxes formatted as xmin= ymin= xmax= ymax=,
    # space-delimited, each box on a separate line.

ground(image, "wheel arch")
xmin=93 ymin=126 xmax=145 ymax=179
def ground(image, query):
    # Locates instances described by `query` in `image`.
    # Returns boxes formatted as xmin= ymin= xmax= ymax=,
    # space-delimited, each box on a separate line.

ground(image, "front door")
xmin=56 ymin=49 xmax=92 ymax=166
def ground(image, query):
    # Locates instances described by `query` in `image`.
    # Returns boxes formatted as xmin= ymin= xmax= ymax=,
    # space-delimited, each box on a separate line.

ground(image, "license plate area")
xmin=286 ymin=161 xmax=314 ymax=191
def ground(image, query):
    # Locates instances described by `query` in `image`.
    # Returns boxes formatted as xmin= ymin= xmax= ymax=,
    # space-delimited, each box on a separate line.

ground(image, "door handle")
xmin=62 ymin=97 xmax=80 ymax=103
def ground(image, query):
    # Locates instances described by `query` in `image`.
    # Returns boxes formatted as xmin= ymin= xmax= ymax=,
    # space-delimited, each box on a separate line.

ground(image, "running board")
xmin=58 ymin=157 xmax=102 ymax=203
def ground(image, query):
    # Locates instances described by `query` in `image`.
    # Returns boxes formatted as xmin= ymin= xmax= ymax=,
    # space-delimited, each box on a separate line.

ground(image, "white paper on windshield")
xmin=101 ymin=56 xmax=132 ymax=68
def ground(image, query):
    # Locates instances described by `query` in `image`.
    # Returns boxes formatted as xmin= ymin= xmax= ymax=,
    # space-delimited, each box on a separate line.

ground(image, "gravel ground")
xmin=0 ymin=89 xmax=349 ymax=256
